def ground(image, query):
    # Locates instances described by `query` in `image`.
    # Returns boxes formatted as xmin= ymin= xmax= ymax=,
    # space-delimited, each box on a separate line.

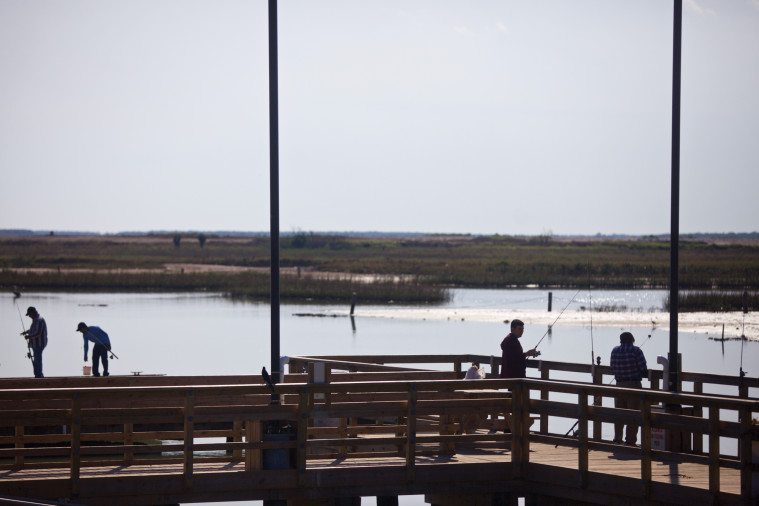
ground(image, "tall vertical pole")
xmin=668 ymin=0 xmax=682 ymax=393
xmin=268 ymin=0 xmax=281 ymax=388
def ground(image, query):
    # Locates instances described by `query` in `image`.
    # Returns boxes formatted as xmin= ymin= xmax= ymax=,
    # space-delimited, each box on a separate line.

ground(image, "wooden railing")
xmin=1 ymin=375 xmax=757 ymax=504
xmin=290 ymin=354 xmax=759 ymax=399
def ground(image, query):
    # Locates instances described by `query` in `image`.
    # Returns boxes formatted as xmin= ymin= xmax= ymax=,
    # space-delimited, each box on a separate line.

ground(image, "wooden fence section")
xmin=0 ymin=371 xmax=757 ymax=506
xmin=291 ymin=354 xmax=759 ymax=398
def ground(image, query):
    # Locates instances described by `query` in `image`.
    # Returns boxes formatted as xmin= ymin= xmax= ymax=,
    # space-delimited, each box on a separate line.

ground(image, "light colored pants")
xmin=614 ymin=380 xmax=642 ymax=444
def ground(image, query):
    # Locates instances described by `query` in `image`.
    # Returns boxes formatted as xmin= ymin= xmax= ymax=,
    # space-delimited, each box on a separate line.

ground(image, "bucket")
xmin=83 ymin=365 xmax=92 ymax=376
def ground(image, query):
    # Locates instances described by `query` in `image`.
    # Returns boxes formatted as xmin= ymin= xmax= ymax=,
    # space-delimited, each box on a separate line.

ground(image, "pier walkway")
xmin=0 ymin=355 xmax=756 ymax=505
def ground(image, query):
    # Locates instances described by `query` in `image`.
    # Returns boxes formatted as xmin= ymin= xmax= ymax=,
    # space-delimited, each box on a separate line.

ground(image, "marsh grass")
xmin=0 ymin=269 xmax=448 ymax=304
xmin=666 ymin=291 xmax=758 ymax=313
xmin=1 ymin=235 xmax=757 ymax=300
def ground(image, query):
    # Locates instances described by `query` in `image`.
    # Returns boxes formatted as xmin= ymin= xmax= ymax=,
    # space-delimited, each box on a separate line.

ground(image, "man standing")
xmin=500 ymin=319 xmax=540 ymax=379
xmin=77 ymin=322 xmax=112 ymax=377
xmin=610 ymin=331 xmax=648 ymax=445
xmin=21 ymin=306 xmax=47 ymax=378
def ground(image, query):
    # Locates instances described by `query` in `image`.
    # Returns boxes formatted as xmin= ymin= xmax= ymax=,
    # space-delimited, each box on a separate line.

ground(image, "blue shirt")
xmin=610 ymin=343 xmax=647 ymax=382
xmin=83 ymin=326 xmax=111 ymax=359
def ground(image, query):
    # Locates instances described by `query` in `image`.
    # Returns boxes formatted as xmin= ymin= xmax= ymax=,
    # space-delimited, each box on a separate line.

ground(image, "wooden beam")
xmin=641 ymin=401 xmax=652 ymax=499
xmin=577 ymin=392 xmax=588 ymax=489
xmin=406 ymin=384 xmax=417 ymax=481
xmin=708 ymin=406 xmax=720 ymax=499
xmin=183 ymin=389 xmax=195 ymax=489
xmin=69 ymin=394 xmax=81 ymax=497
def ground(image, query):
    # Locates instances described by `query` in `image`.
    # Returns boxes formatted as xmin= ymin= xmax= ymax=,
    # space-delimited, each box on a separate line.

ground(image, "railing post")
xmin=14 ymin=425 xmax=24 ymax=469
xmin=510 ymin=381 xmax=528 ymax=479
xmin=70 ymin=393 xmax=82 ymax=497
xmin=406 ymin=384 xmax=417 ymax=481
xmin=454 ymin=361 xmax=462 ymax=376
xmin=578 ymin=391 xmax=588 ymax=489
xmin=708 ymin=406 xmax=720 ymax=500
xmin=232 ymin=419 xmax=243 ymax=460
xmin=739 ymin=407 xmax=752 ymax=502
xmin=245 ymin=420 xmax=262 ymax=471
xmin=540 ymin=366 xmax=549 ymax=435
xmin=591 ymin=366 xmax=602 ymax=441
xmin=641 ymin=400 xmax=652 ymax=499
xmin=184 ymin=389 xmax=195 ymax=488
xmin=693 ymin=382 xmax=704 ymax=453
xmin=297 ymin=389 xmax=309 ymax=481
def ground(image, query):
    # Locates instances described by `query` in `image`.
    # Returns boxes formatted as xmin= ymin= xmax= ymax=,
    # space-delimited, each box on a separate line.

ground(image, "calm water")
xmin=2 ymin=290 xmax=755 ymax=506
xmin=2 ymin=289 xmax=752 ymax=381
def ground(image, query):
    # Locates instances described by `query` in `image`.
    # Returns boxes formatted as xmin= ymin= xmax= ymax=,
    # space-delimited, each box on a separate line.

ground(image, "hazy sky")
xmin=1 ymin=0 xmax=757 ymax=235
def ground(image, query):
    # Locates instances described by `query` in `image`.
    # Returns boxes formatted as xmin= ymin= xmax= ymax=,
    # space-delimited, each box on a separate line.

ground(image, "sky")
xmin=0 ymin=0 xmax=757 ymax=235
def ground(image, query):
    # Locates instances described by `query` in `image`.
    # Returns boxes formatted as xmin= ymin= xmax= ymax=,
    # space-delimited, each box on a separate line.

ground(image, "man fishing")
xmin=77 ymin=322 xmax=112 ymax=377
xmin=500 ymin=319 xmax=540 ymax=379
xmin=21 ymin=306 xmax=47 ymax=378
xmin=610 ymin=331 xmax=648 ymax=446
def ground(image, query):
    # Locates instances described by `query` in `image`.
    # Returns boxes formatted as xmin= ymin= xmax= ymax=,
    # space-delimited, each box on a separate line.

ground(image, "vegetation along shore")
xmin=1 ymin=233 xmax=757 ymax=308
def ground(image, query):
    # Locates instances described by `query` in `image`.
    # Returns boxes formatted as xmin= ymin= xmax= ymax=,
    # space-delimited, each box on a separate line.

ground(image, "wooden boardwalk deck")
xmin=0 ymin=440 xmax=744 ymax=505
xmin=0 ymin=356 xmax=756 ymax=505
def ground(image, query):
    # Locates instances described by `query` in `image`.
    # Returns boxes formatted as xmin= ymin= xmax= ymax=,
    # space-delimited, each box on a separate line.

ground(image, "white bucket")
xmin=83 ymin=365 xmax=92 ymax=376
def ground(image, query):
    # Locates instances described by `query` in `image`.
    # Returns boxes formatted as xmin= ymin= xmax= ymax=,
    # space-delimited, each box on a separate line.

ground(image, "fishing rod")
xmin=534 ymin=288 xmax=582 ymax=351
xmin=13 ymin=295 xmax=33 ymax=361
xmin=81 ymin=327 xmax=119 ymax=360
xmin=557 ymin=330 xmax=655 ymax=446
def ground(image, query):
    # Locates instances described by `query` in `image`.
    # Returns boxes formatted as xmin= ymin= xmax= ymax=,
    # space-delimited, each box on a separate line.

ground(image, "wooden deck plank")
xmin=0 ymin=439 xmax=741 ymax=496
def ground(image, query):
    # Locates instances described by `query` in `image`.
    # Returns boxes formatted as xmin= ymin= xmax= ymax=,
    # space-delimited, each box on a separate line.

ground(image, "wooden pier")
xmin=0 ymin=355 xmax=757 ymax=505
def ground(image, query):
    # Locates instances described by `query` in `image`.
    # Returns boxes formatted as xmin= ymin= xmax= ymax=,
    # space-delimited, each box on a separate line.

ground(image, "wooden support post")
xmin=439 ymin=414 xmax=455 ymax=455
xmin=297 ymin=390 xmax=309 ymax=480
xmin=123 ymin=422 xmax=134 ymax=465
xmin=708 ymin=406 xmax=720 ymax=499
xmin=232 ymin=419 xmax=243 ymax=459
xmin=641 ymin=401 xmax=652 ymax=499
xmin=490 ymin=355 xmax=499 ymax=377
xmin=70 ymin=394 xmax=82 ymax=497
xmin=577 ymin=392 xmax=588 ymax=489
xmin=693 ymin=382 xmax=704 ymax=453
xmin=547 ymin=291 xmax=553 ymax=312
xmin=406 ymin=384 xmax=417 ymax=481
xmin=739 ymin=407 xmax=752 ymax=501
xmin=591 ymin=367 xmax=602 ymax=441
xmin=14 ymin=425 xmax=24 ymax=469
xmin=511 ymin=382 xmax=526 ymax=479
xmin=245 ymin=420 xmax=262 ymax=471
xmin=338 ymin=416 xmax=348 ymax=458
xmin=540 ymin=366 xmax=549 ymax=435
xmin=184 ymin=389 xmax=195 ymax=488
xmin=454 ymin=361 xmax=462 ymax=376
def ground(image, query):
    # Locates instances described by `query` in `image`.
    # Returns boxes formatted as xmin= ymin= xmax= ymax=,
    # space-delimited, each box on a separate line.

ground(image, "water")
xmin=1 ymin=288 xmax=754 ymax=385
xmin=2 ymin=289 xmax=755 ymax=506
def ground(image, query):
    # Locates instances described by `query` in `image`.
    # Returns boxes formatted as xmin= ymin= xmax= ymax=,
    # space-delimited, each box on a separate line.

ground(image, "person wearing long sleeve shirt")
xmin=77 ymin=322 xmax=111 ymax=377
xmin=21 ymin=306 xmax=47 ymax=378
xmin=499 ymin=319 xmax=540 ymax=379
xmin=610 ymin=331 xmax=648 ymax=445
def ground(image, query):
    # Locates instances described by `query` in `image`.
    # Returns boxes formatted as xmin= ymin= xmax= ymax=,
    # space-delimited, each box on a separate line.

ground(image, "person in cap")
xmin=21 ymin=306 xmax=47 ymax=378
xmin=500 ymin=319 xmax=540 ymax=379
xmin=610 ymin=331 xmax=648 ymax=445
xmin=76 ymin=322 xmax=112 ymax=377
